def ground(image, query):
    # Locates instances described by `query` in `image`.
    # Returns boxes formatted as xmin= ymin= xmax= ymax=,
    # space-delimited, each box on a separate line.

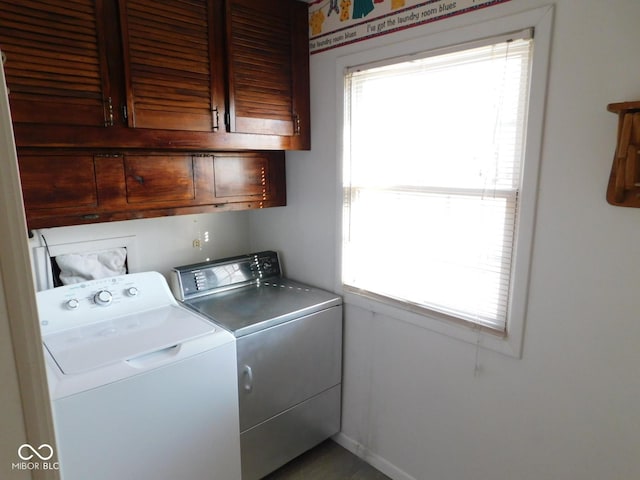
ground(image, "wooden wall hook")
xmin=606 ymin=101 xmax=640 ymax=207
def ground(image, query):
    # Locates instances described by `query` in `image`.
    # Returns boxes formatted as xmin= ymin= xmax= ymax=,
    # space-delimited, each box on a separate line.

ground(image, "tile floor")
xmin=263 ymin=440 xmax=391 ymax=480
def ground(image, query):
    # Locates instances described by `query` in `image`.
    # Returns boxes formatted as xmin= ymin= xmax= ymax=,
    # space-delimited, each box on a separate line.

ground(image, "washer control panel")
xmin=36 ymin=271 xmax=177 ymax=335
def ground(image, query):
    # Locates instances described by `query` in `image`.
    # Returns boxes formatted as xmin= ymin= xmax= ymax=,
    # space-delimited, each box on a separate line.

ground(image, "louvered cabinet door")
xmin=225 ymin=0 xmax=310 ymax=145
xmin=118 ymin=0 xmax=224 ymax=132
xmin=0 ymin=0 xmax=111 ymax=127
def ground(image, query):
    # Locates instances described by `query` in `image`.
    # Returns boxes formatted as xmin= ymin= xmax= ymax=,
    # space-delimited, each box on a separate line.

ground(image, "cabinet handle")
xmin=242 ymin=365 xmax=253 ymax=393
xmin=212 ymin=106 xmax=219 ymax=131
xmin=132 ymin=175 xmax=144 ymax=184
xmin=105 ymin=97 xmax=114 ymax=127
xmin=293 ymin=113 xmax=301 ymax=135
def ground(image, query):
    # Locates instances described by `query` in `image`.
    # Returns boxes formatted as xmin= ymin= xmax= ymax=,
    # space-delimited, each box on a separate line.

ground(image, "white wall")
xmin=250 ymin=1 xmax=640 ymax=479
xmin=31 ymin=211 xmax=252 ymax=283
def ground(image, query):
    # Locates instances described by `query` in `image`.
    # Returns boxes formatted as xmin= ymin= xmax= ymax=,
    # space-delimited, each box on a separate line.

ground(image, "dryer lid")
xmin=185 ymin=278 xmax=342 ymax=337
xmin=44 ymin=305 xmax=214 ymax=375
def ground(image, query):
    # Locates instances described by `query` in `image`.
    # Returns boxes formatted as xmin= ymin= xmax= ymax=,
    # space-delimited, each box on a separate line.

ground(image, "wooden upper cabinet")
xmin=225 ymin=0 xmax=310 ymax=145
xmin=0 ymin=0 xmax=111 ymax=127
xmin=17 ymin=149 xmax=286 ymax=229
xmin=118 ymin=0 xmax=225 ymax=131
xmin=2 ymin=0 xmax=310 ymax=150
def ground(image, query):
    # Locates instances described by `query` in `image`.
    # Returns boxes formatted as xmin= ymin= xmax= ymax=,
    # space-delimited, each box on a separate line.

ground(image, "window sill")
xmin=342 ymin=287 xmax=524 ymax=358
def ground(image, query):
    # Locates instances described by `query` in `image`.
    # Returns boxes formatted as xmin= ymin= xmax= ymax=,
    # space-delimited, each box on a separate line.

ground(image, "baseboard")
xmin=331 ymin=432 xmax=417 ymax=480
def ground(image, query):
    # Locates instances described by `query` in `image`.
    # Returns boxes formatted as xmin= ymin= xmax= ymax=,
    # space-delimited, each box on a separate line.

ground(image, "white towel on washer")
xmin=55 ymin=248 xmax=127 ymax=285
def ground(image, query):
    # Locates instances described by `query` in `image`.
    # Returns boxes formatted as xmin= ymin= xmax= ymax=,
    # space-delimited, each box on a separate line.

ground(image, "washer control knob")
xmin=94 ymin=290 xmax=113 ymax=306
xmin=126 ymin=287 xmax=139 ymax=297
xmin=65 ymin=298 xmax=80 ymax=310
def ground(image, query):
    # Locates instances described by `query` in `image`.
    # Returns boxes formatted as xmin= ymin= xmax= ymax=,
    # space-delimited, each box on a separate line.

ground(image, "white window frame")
xmin=335 ymin=6 xmax=553 ymax=357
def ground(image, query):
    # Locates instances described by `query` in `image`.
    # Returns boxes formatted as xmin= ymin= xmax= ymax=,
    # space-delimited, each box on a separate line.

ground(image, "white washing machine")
xmin=36 ymin=271 xmax=241 ymax=480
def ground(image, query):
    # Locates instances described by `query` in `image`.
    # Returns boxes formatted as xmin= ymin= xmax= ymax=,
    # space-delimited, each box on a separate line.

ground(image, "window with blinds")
xmin=342 ymin=31 xmax=534 ymax=333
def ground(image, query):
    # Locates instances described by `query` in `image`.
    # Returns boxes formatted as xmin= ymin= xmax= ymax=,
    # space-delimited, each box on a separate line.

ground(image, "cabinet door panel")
xmin=19 ymin=155 xmax=98 ymax=209
xmin=124 ymin=155 xmax=195 ymax=203
xmin=214 ymin=154 xmax=269 ymax=200
xmin=119 ymin=0 xmax=223 ymax=131
xmin=226 ymin=0 xmax=295 ymax=136
xmin=0 ymin=0 xmax=110 ymax=127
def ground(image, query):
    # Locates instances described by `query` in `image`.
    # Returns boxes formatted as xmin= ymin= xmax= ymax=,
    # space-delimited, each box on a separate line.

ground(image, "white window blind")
xmin=342 ymin=32 xmax=533 ymax=332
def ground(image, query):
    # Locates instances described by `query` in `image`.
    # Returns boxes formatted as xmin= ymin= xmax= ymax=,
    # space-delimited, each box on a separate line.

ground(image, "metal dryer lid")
xmin=185 ymin=278 xmax=342 ymax=337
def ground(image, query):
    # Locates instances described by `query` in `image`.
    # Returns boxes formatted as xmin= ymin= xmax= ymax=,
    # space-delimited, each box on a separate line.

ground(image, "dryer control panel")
xmin=171 ymin=251 xmax=282 ymax=300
